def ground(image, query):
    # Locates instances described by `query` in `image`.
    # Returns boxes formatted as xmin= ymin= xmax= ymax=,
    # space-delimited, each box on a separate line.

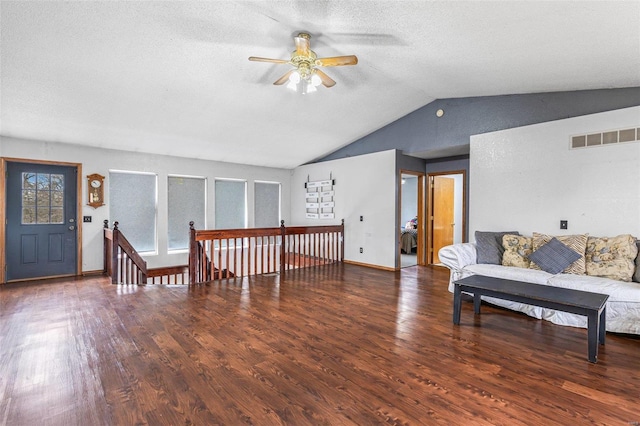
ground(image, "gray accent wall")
xmin=317 ymin=87 xmax=640 ymax=162
xmin=318 ymin=87 xmax=640 ymax=243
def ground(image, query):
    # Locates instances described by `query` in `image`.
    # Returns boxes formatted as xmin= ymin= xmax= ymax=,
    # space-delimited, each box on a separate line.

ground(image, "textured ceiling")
xmin=1 ymin=1 xmax=639 ymax=168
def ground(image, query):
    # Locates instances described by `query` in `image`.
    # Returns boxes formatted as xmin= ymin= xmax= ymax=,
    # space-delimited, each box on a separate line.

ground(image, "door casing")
xmin=0 ymin=157 xmax=83 ymax=284
xmin=398 ymin=170 xmax=426 ymax=268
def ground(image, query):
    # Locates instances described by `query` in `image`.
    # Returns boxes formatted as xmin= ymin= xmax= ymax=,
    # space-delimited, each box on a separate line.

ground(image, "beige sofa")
xmin=439 ymin=233 xmax=640 ymax=335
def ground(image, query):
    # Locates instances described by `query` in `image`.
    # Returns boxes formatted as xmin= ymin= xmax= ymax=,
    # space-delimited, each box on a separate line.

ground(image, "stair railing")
xmin=103 ymin=220 xmax=147 ymax=284
xmin=189 ymin=219 xmax=344 ymax=284
xmin=104 ymin=220 xmax=189 ymax=285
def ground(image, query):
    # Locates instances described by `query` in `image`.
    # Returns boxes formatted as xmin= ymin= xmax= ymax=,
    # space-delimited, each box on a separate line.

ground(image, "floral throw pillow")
xmin=585 ymin=234 xmax=638 ymax=282
xmin=502 ymin=235 xmax=533 ymax=268
xmin=529 ymin=233 xmax=587 ymax=275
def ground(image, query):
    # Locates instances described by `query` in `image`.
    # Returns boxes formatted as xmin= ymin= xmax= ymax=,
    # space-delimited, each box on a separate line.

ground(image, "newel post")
xmin=188 ymin=221 xmax=196 ymax=284
xmin=111 ymin=221 xmax=120 ymax=284
xmin=340 ymin=218 xmax=345 ymax=262
xmin=280 ymin=220 xmax=286 ymax=274
xmin=103 ymin=220 xmax=110 ymax=276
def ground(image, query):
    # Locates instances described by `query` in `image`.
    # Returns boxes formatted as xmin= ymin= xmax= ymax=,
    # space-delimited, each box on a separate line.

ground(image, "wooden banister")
xmin=103 ymin=220 xmax=148 ymax=284
xmin=104 ymin=221 xmax=192 ymax=285
xmin=147 ymin=265 xmax=188 ymax=285
xmin=189 ymin=219 xmax=344 ymax=284
xmin=104 ymin=219 xmax=344 ymax=286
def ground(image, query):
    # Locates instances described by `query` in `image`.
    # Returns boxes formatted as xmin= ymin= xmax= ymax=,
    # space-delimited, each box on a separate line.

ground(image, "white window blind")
xmin=215 ymin=179 xmax=246 ymax=229
xmin=109 ymin=171 xmax=157 ymax=253
xmin=168 ymin=176 xmax=205 ymax=250
xmin=254 ymin=182 xmax=280 ymax=228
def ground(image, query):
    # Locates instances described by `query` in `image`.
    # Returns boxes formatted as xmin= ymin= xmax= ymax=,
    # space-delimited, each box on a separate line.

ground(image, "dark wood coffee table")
xmin=453 ymin=275 xmax=609 ymax=363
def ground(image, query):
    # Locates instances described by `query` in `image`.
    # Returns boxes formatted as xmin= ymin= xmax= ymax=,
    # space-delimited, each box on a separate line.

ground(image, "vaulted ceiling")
xmin=1 ymin=1 xmax=639 ymax=168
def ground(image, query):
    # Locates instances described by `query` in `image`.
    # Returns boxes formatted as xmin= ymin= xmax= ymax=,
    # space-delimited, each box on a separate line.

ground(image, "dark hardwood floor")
xmin=1 ymin=264 xmax=639 ymax=425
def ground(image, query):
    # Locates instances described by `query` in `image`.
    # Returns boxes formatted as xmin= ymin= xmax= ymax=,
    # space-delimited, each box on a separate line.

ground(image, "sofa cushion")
xmin=529 ymin=233 xmax=587 ymax=275
xmin=528 ymin=237 xmax=581 ymax=274
xmin=502 ymin=235 xmax=533 ymax=268
xmin=548 ymin=272 xmax=640 ymax=303
xmin=465 ymin=263 xmax=552 ymax=285
xmin=475 ymin=231 xmax=519 ymax=264
xmin=585 ymin=234 xmax=638 ymax=282
xmin=634 ymin=240 xmax=640 ymax=283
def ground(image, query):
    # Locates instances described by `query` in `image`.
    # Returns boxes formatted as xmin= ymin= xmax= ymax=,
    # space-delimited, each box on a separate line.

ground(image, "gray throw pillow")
xmin=475 ymin=231 xmax=520 ymax=264
xmin=528 ymin=237 xmax=581 ymax=275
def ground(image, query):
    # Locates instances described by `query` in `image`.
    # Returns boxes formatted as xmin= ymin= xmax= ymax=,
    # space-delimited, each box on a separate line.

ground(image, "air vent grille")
xmin=571 ymin=127 xmax=639 ymax=149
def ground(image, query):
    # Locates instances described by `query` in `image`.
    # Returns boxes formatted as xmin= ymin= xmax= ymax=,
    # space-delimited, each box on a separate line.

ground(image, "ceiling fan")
xmin=249 ymin=32 xmax=358 ymax=91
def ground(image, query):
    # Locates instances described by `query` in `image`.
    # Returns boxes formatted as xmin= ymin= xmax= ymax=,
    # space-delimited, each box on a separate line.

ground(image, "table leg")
xmin=473 ymin=293 xmax=481 ymax=314
xmin=453 ymin=284 xmax=462 ymax=325
xmin=587 ymin=311 xmax=599 ymax=363
xmin=599 ymin=307 xmax=606 ymax=345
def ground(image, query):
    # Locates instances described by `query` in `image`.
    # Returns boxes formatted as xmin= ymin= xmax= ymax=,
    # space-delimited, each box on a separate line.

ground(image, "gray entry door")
xmin=5 ymin=162 xmax=78 ymax=281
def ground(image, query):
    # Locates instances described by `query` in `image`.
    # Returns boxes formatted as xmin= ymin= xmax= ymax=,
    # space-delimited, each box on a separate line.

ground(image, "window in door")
xmin=21 ymin=172 xmax=65 ymax=224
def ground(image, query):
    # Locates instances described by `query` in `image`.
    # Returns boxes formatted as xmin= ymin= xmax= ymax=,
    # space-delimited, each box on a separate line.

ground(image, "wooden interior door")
xmin=431 ymin=176 xmax=454 ymax=263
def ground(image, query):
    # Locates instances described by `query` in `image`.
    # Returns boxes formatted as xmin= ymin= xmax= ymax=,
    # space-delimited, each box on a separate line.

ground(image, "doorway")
xmin=427 ymin=171 xmax=466 ymax=264
xmin=1 ymin=159 xmax=82 ymax=283
xmin=398 ymin=171 xmax=425 ymax=268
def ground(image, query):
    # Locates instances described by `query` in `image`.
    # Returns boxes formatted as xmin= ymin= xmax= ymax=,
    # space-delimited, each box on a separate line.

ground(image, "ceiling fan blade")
xmin=314 ymin=69 xmax=336 ymax=88
xmin=248 ymin=56 xmax=289 ymax=64
xmin=315 ymin=55 xmax=358 ymax=67
xmin=273 ymin=69 xmax=295 ymax=85
xmin=294 ymin=35 xmax=310 ymax=56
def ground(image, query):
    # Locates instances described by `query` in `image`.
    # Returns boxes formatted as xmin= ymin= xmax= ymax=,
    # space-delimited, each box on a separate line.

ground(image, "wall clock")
xmin=87 ymin=173 xmax=105 ymax=208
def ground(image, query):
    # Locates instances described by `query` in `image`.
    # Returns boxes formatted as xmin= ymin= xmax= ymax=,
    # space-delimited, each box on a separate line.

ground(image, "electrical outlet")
xmin=359 ymin=247 xmax=363 ymax=253
xmin=83 ymin=216 xmax=92 ymax=223
xmin=360 ymin=215 xmax=363 ymax=222
xmin=560 ymin=220 xmax=568 ymax=230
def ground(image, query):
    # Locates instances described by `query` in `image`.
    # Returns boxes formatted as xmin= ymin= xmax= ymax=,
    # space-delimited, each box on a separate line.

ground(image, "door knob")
xmin=69 ymin=225 xmax=75 ymax=231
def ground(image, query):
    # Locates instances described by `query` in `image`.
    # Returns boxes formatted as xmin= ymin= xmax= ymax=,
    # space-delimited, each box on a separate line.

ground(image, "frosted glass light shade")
xmin=289 ymin=71 xmax=301 ymax=83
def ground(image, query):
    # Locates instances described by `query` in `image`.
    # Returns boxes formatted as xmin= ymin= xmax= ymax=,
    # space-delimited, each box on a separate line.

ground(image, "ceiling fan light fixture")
xmin=289 ymin=71 xmax=301 ymax=84
xmin=304 ymin=83 xmax=317 ymax=94
xmin=286 ymin=80 xmax=298 ymax=91
xmin=249 ymin=32 xmax=358 ymax=92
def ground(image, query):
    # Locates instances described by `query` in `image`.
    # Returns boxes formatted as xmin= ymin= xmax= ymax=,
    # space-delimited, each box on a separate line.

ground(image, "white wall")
xmin=452 ymin=173 xmax=464 ymax=243
xmin=291 ymin=150 xmax=397 ymax=269
xmin=1 ymin=136 xmax=291 ymax=271
xmin=470 ymin=106 xmax=640 ymax=238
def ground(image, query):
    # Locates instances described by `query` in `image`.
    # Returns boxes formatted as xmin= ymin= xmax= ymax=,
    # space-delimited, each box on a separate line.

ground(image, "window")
xmin=21 ymin=172 xmax=64 ymax=224
xmin=254 ymin=181 xmax=280 ymax=228
xmin=109 ymin=171 xmax=157 ymax=253
xmin=168 ymin=175 xmax=206 ymax=251
xmin=215 ymin=179 xmax=246 ymax=229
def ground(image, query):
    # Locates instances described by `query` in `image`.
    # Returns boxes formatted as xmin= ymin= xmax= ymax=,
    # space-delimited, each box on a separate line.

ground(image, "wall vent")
xmin=571 ymin=127 xmax=639 ymax=149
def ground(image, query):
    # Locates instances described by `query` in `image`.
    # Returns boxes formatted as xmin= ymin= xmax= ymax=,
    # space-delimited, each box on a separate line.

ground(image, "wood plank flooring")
xmin=1 ymin=264 xmax=639 ymax=425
